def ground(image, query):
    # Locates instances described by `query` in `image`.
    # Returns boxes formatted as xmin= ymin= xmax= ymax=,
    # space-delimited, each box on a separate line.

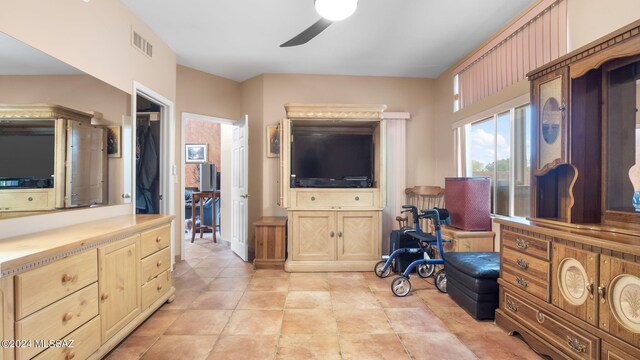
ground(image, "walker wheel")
xmin=374 ymin=260 xmax=392 ymax=278
xmin=417 ymin=263 xmax=435 ymax=278
xmin=391 ymin=276 xmax=412 ymax=297
xmin=435 ymin=269 xmax=447 ymax=293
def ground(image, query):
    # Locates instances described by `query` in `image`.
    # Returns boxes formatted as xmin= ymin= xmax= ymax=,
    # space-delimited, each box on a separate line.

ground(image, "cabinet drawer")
xmin=140 ymin=224 xmax=170 ymax=258
xmin=502 ymin=291 xmax=599 ymax=360
xmin=295 ymin=191 xmax=374 ymax=208
xmin=0 ymin=188 xmax=54 ymax=211
xmin=502 ymin=230 xmax=550 ymax=260
xmin=15 ymin=250 xmax=98 ymax=320
xmin=16 ymin=283 xmax=99 ymax=360
xmin=502 ymin=265 xmax=549 ymax=302
xmin=502 ymin=246 xmax=549 ymax=281
xmin=32 ymin=316 xmax=100 ymax=360
xmin=141 ymin=247 xmax=171 ymax=284
xmin=141 ymin=270 xmax=171 ymax=309
xmin=601 ymin=340 xmax=640 ymax=360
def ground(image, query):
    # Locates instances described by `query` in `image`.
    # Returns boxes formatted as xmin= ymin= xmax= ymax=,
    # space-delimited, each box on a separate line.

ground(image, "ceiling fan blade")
xmin=280 ymin=18 xmax=333 ymax=47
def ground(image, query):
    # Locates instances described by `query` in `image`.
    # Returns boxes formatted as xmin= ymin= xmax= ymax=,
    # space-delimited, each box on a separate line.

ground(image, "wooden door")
xmin=278 ymin=118 xmax=290 ymax=208
xmin=599 ymin=255 xmax=640 ymax=348
xmin=337 ymin=211 xmax=379 ymax=260
xmin=291 ymin=211 xmax=336 ymax=261
xmin=98 ymin=235 xmax=140 ymax=342
xmin=552 ymin=243 xmax=599 ymax=326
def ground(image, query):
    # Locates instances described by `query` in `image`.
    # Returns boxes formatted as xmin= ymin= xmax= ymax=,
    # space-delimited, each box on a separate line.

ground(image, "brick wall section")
xmin=185 ymin=118 xmax=221 ymax=188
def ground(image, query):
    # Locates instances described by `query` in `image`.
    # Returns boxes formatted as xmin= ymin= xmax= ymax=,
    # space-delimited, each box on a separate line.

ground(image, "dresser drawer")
xmin=15 ymin=250 xmax=98 ymax=320
xmin=141 ymin=270 xmax=171 ymax=310
xmin=295 ymin=190 xmax=374 ymax=208
xmin=140 ymin=225 xmax=170 ymax=258
xmin=502 ymin=246 xmax=550 ymax=281
xmin=16 ymin=283 xmax=99 ymax=360
xmin=502 ymin=290 xmax=599 ymax=360
xmin=502 ymin=230 xmax=550 ymax=260
xmin=32 ymin=316 xmax=100 ymax=360
xmin=0 ymin=188 xmax=54 ymax=211
xmin=141 ymin=247 xmax=171 ymax=284
xmin=502 ymin=265 xmax=549 ymax=302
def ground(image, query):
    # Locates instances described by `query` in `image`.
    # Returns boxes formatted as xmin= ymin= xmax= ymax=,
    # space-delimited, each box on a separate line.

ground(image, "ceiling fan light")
xmin=314 ymin=0 xmax=358 ymax=21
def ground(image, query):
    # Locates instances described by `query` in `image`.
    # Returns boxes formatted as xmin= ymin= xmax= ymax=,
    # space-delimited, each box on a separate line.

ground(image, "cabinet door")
xmin=278 ymin=118 xmax=290 ymax=208
xmin=290 ymin=211 xmax=336 ymax=260
xmin=337 ymin=211 xmax=379 ymax=260
xmin=552 ymin=243 xmax=599 ymax=326
xmin=599 ymin=255 xmax=640 ymax=348
xmin=533 ymin=67 xmax=569 ymax=175
xmin=98 ymin=235 xmax=141 ymax=342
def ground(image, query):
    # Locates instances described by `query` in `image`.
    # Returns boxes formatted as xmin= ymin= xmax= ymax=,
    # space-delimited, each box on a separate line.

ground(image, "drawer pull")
xmin=311 ymin=196 xmax=315 ymax=201
xmin=330 ymin=231 xmax=335 ymax=238
xmin=516 ymin=238 xmax=528 ymax=250
xmin=566 ymin=337 xmax=587 ymax=353
xmin=156 ymin=236 xmax=162 ymax=243
xmin=28 ymin=196 xmax=33 ymax=201
xmin=338 ymin=231 xmax=342 ymax=238
xmin=355 ymin=196 xmax=360 ymax=201
xmin=101 ymin=292 xmax=109 ymax=301
xmin=515 ymin=276 xmax=528 ymax=288
xmin=157 ymin=284 xmax=163 ymax=291
xmin=157 ymin=260 xmax=163 ymax=267
xmin=61 ymin=273 xmax=73 ymax=283
xmin=62 ymin=312 xmax=74 ymax=322
xmin=516 ymin=258 xmax=529 ymax=270
xmin=506 ymin=299 xmax=518 ymax=313
xmin=65 ymin=350 xmax=76 ymax=360
xmin=586 ymin=282 xmax=594 ymax=298
xmin=598 ymin=285 xmax=606 ymax=303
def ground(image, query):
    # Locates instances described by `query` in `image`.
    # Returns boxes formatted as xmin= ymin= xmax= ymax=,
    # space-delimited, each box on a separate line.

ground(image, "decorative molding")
xmin=0 ymin=104 xmax=92 ymax=122
xmin=285 ymin=103 xmax=387 ymax=120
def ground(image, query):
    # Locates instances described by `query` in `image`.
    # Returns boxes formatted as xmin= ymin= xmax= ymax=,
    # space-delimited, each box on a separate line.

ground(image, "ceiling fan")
xmin=280 ymin=0 xmax=359 ymax=47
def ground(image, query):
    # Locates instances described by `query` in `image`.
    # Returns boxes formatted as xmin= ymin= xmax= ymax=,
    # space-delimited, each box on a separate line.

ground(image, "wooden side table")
xmin=191 ymin=191 xmax=219 ymax=243
xmin=253 ymin=216 xmax=287 ymax=269
xmin=441 ymin=225 xmax=495 ymax=252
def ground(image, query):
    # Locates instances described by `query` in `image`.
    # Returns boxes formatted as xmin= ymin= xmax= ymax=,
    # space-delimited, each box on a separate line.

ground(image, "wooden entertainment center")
xmin=279 ymin=104 xmax=386 ymax=272
xmin=496 ymin=21 xmax=640 ymax=359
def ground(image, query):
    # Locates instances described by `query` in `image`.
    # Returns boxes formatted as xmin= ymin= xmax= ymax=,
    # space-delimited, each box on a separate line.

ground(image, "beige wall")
xmin=0 ymin=0 xmax=176 ymax=100
xmin=175 ymin=66 xmax=241 ymax=255
xmin=185 ymin=120 xmax=221 ymax=188
xmin=567 ymin=0 xmax=640 ymax=51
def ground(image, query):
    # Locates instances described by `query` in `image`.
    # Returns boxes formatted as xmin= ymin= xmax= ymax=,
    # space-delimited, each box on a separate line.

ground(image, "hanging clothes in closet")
xmin=136 ymin=123 xmax=158 ymax=214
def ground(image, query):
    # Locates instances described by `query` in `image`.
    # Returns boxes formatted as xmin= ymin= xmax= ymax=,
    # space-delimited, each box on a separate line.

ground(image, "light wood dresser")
xmin=0 ymin=214 xmax=175 ymax=360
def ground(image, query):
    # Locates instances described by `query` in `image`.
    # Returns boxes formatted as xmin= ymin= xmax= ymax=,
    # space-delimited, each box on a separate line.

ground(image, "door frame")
xmin=132 ymin=81 xmax=175 ymax=263
xmin=180 ymin=112 xmax=235 ymax=260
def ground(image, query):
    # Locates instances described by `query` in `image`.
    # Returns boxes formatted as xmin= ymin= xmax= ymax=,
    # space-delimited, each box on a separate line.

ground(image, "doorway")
xmin=180 ymin=113 xmax=231 ymax=258
xmin=131 ymin=82 xmax=175 ymax=263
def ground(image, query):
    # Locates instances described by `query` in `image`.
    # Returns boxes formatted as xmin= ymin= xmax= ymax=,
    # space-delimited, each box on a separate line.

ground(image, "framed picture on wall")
xmin=186 ymin=144 xmax=208 ymax=163
xmin=107 ymin=126 xmax=121 ymax=158
xmin=266 ymin=124 xmax=280 ymax=158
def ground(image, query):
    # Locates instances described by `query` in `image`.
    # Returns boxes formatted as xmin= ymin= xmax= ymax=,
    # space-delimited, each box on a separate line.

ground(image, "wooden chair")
xmin=396 ymin=186 xmax=445 ymax=231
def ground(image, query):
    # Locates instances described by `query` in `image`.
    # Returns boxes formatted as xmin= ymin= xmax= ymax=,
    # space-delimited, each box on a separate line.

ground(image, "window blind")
xmin=454 ymin=0 xmax=567 ymax=109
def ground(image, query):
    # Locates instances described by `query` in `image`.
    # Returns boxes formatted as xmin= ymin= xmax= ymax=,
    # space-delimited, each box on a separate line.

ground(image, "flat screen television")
xmin=291 ymin=132 xmax=373 ymax=188
xmin=0 ymin=121 xmax=55 ymax=188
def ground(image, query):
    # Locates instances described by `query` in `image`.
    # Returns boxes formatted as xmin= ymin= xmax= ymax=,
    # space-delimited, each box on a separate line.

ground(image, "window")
xmin=464 ymin=104 xmax=531 ymax=217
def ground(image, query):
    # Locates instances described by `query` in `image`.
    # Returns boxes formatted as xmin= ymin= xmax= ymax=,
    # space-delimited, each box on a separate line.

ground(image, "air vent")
xmin=132 ymin=30 xmax=153 ymax=58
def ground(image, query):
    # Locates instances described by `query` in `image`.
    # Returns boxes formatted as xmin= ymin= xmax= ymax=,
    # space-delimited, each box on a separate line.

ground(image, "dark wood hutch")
xmin=496 ymin=20 xmax=640 ymax=359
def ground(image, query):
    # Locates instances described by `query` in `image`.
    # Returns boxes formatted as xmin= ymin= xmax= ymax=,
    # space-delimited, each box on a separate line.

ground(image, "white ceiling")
xmin=0 ymin=32 xmax=83 ymax=75
xmin=122 ymin=0 xmax=533 ymax=82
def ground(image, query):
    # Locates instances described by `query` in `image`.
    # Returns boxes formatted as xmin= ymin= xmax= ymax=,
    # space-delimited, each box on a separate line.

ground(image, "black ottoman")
xmin=445 ymin=252 xmax=500 ymax=320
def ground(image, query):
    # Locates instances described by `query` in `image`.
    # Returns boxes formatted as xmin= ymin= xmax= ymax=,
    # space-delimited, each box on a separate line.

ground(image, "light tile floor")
xmin=106 ymin=235 xmax=543 ymax=360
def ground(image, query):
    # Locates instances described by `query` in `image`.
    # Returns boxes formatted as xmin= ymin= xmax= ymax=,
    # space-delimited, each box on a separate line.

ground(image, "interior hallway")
xmin=106 ymin=236 xmax=542 ymax=360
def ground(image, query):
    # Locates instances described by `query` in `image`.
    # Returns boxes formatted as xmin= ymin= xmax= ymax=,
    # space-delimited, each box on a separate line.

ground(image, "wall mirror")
xmin=0 ymin=32 xmax=131 ymax=220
